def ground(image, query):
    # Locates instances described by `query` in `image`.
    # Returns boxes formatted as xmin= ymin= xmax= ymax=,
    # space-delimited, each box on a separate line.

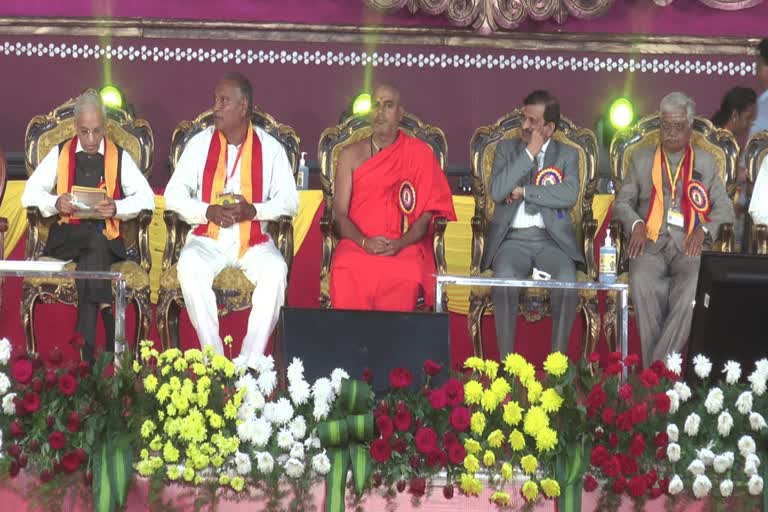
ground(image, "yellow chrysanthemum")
xmin=483 ymin=450 xmax=496 ymax=467
xmin=522 ymin=481 xmax=539 ymax=502
xmin=518 ymin=362 xmax=536 ymax=386
xmin=141 ymin=420 xmax=156 ymax=439
xmin=149 ymin=435 xmax=163 ymax=452
xmin=183 ymin=467 xmax=195 ymax=482
xmin=167 ymin=404 xmax=177 ymax=417
xmin=170 ymin=376 xmax=182 ymax=391
xmin=224 ymin=401 xmax=238 ymax=420
xmin=223 ymin=335 xmax=233 ymax=347
xmin=143 ymin=374 xmax=158 ymax=393
xmin=484 ymin=360 xmax=499 ymax=380
xmin=521 ymin=454 xmax=538 ymax=475
xmin=464 ymin=380 xmax=483 ymax=405
xmin=160 ymin=365 xmax=171 ymax=377
xmin=509 ymin=429 xmax=526 ymax=451
xmin=167 ymin=466 xmax=180 ymax=480
xmin=527 ymin=380 xmax=543 ymax=403
xmin=136 ymin=460 xmax=154 ymax=477
xmin=540 ymin=388 xmax=564 ymax=413
xmin=230 ymin=476 xmax=245 ymax=492
xmin=132 ymin=360 xmax=142 ymax=374
xmin=543 ymin=352 xmax=569 ymax=377
xmin=208 ymin=412 xmax=224 ymax=430
xmin=156 ymin=384 xmax=171 ymax=404
xmin=470 ymin=411 xmax=486 ymax=435
xmin=459 ymin=473 xmax=482 ymax=496
xmin=503 ymin=401 xmax=524 ymax=426
xmin=211 ymin=455 xmax=224 ymax=468
xmin=219 ymin=475 xmax=231 ymax=486
xmin=487 ymin=429 xmax=504 ymax=449
xmin=463 ymin=454 xmax=480 ymax=473
xmin=523 ymin=406 xmax=549 ymax=436
xmin=503 ymin=353 xmax=527 ymax=376
xmin=464 ymin=357 xmax=485 ymax=372
xmin=185 ymin=348 xmax=204 ymax=363
xmin=464 ymin=439 xmax=481 ymax=455
xmin=541 ymin=478 xmax=561 ymax=498
xmin=490 ymin=491 xmax=511 ymax=506
xmin=490 ymin=377 xmax=511 ymax=401
xmin=163 ymin=441 xmax=180 ymax=463
xmin=535 ymin=427 xmax=558 ymax=452
xmin=173 ymin=357 xmax=188 ymax=372
xmin=140 ymin=448 xmax=149 ymax=460
xmin=501 ymin=462 xmax=513 ymax=480
xmin=481 ymin=389 xmax=500 ymax=413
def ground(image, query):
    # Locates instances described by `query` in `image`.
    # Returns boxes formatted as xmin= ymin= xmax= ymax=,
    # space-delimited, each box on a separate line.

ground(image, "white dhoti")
xmin=176 ymin=232 xmax=287 ymax=369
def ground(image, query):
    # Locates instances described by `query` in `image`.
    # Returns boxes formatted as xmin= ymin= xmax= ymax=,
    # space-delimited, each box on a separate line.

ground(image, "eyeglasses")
xmin=660 ymin=120 xmax=689 ymax=133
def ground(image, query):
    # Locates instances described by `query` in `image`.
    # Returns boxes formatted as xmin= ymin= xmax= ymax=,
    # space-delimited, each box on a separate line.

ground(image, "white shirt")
xmin=749 ymin=157 xmax=768 ymax=225
xmin=21 ymin=138 xmax=155 ymax=219
xmin=511 ymin=139 xmax=549 ymax=229
xmin=164 ymin=125 xmax=299 ymax=250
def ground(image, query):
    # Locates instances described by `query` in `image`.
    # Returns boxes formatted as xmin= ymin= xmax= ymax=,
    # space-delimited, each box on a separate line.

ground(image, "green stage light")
xmin=100 ymin=85 xmax=124 ymax=109
xmin=352 ymin=93 xmax=372 ymax=116
xmin=609 ymin=98 xmax=634 ymax=130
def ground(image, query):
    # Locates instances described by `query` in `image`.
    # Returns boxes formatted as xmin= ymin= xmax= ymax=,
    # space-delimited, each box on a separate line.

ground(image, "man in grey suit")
xmin=482 ymin=90 xmax=584 ymax=356
xmin=613 ymin=92 xmax=734 ymax=366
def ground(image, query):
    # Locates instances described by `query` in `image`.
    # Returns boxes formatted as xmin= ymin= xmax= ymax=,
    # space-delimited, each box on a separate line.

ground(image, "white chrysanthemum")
xmin=693 ymin=354 xmax=712 ymax=380
xmin=256 ymin=451 xmax=274 ymax=474
xmin=666 ymin=352 xmax=683 ymax=376
xmin=745 ymin=454 xmax=760 ymax=476
xmin=232 ymin=355 xmax=249 ymax=376
xmin=667 ymin=424 xmax=680 ymax=442
xmin=2 ymin=393 xmax=16 ymax=415
xmin=237 ymin=418 xmax=257 ymax=443
xmin=692 ymin=474 xmax=712 ymax=498
xmin=755 ymin=358 xmax=768 ymax=375
xmin=713 ymin=452 xmax=735 ymax=474
xmin=312 ymin=378 xmax=334 ymax=420
xmin=257 ymin=370 xmax=278 ymax=396
xmin=704 ymin=388 xmax=724 ymax=415
xmin=286 ymin=358 xmax=305 ymax=385
xmin=272 ymin=398 xmax=294 ymax=426
xmin=330 ymin=368 xmax=350 ymax=394
xmin=667 ymin=443 xmax=681 ymax=462
xmin=277 ymin=427 xmax=294 ymax=450
xmin=697 ymin=448 xmax=715 ymax=466
xmin=289 ymin=380 xmax=311 ymax=407
xmin=252 ymin=417 xmax=272 ymax=447
xmin=252 ymin=354 xmax=275 ymax=374
xmin=313 ymin=401 xmax=330 ymax=421
xmin=723 ymin=360 xmax=742 ymax=385
xmin=289 ymin=416 xmax=307 ymax=440
xmin=304 ymin=433 xmax=321 ymax=450
xmin=684 ymin=413 xmax=701 ymax=436
xmin=234 ymin=451 xmax=252 ymax=475
xmin=667 ymin=390 xmax=680 ymax=414
xmin=248 ymin=390 xmax=266 ymax=411
xmin=236 ymin=373 xmax=258 ymax=394
xmin=674 ymin=381 xmax=692 ymax=402
xmin=736 ymin=391 xmax=753 ymax=415
xmin=739 ymin=435 xmax=757 ymax=457
xmin=750 ymin=412 xmax=767 ymax=432
xmin=0 ymin=373 xmax=10 ymax=395
xmin=284 ymin=457 xmax=305 ymax=479
xmin=290 ymin=442 xmax=305 ymax=460
xmin=668 ymin=475 xmax=684 ymax=495
xmin=312 ymin=452 xmax=331 ymax=475
xmin=688 ymin=459 xmax=706 ymax=475
xmin=0 ymin=338 xmax=11 ymax=365
xmin=718 ymin=411 xmax=734 ymax=437
xmin=748 ymin=370 xmax=768 ymax=396
xmin=748 ymin=474 xmax=764 ymax=495
xmin=720 ymin=479 xmax=733 ymax=498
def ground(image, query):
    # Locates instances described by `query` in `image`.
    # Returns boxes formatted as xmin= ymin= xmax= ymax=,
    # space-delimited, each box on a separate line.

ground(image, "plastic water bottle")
xmin=297 ymin=152 xmax=309 ymax=190
xmin=599 ymin=228 xmax=617 ymax=284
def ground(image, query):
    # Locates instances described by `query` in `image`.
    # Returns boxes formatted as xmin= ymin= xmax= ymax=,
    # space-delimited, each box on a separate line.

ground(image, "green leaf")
xmin=93 ymin=439 xmax=116 ymax=512
xmin=110 ymin=435 xmax=133 ymax=507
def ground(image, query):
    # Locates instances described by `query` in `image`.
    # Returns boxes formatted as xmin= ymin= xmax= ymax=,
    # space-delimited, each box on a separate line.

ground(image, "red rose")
xmin=74 ymin=448 xmax=87 ymax=463
xmin=587 ymin=406 xmax=597 ymax=418
xmin=77 ymin=361 xmax=91 ymax=378
xmin=18 ymin=454 xmax=27 ymax=468
xmin=49 ymin=430 xmax=67 ymax=450
xmin=22 ymin=392 xmax=41 ymax=413
xmin=656 ymin=447 xmax=666 ymax=460
xmin=605 ymin=363 xmax=622 ymax=376
xmin=370 ymin=439 xmax=392 ymax=462
xmin=658 ymin=478 xmax=670 ymax=495
xmin=361 ymin=368 xmax=373 ymax=384
xmin=443 ymin=378 xmax=464 ymax=406
xmin=58 ymin=374 xmax=78 ymax=396
xmin=591 ymin=445 xmax=609 ymax=466
xmin=616 ymin=412 xmax=633 ymax=432
xmin=12 ymin=360 xmax=33 ymax=385
xmin=61 ymin=451 xmax=82 ymax=472
xmin=613 ymin=476 xmax=627 ymax=494
xmin=650 ymin=360 xmax=666 ymax=376
xmin=427 ymin=449 xmax=447 ymax=468
xmin=443 ymin=431 xmax=458 ymax=449
xmin=45 ymin=370 xmax=57 ymax=389
xmin=646 ymin=470 xmax=658 ymax=486
xmin=640 ymin=368 xmax=660 ymax=389
xmin=619 ymin=454 xmax=638 ymax=476
xmin=631 ymin=403 xmax=647 ymax=425
xmin=409 ymin=454 xmax=421 ymax=470
xmin=68 ymin=333 xmax=85 ymax=349
xmin=429 ymin=389 xmax=448 ymax=410
xmin=31 ymin=379 xmax=42 ymax=393
xmin=618 ymin=383 xmax=633 ymax=402
xmin=46 ymin=415 xmax=55 ymax=429
xmin=9 ymin=421 xmax=24 ymax=438
xmin=650 ymin=485 xmax=664 ymax=499
xmin=423 ymin=360 xmax=442 ymax=377
xmin=601 ymin=407 xmax=615 ymax=425
xmin=391 ymin=437 xmax=407 ymax=454
xmin=655 ymin=392 xmax=671 ymax=414
xmin=629 ymin=433 xmax=646 ymax=457
xmin=47 ymin=346 xmax=64 ymax=366
xmin=375 ymin=401 xmax=390 ymax=418
xmin=8 ymin=461 xmax=19 ymax=478
xmin=389 ymin=368 xmax=413 ymax=389
xmin=409 ymin=477 xmax=426 ymax=497
xmin=583 ymin=474 xmax=598 ymax=492
xmin=415 ymin=427 xmax=438 ymax=454
xmin=448 ymin=443 xmax=466 ymax=465
xmin=67 ymin=411 xmax=81 ymax=433
xmin=609 ymin=433 xmax=619 ymax=448
xmin=624 ymin=354 xmax=639 ymax=368
xmin=587 ymin=384 xmax=607 ymax=409
xmin=7 ymin=444 xmax=21 ymax=458
xmin=29 ymin=439 xmax=40 ymax=452
xmin=443 ymin=484 xmax=454 ymax=499
xmin=40 ymin=470 xmax=54 ymax=483
xmin=628 ymin=475 xmax=648 ymax=497
xmin=588 ymin=352 xmax=600 ymax=364
xmin=654 ymin=432 xmax=669 ymax=448
xmin=396 ymin=480 xmax=406 ymax=493
xmin=608 ymin=352 xmax=622 ymax=364
xmin=394 ymin=403 xmax=412 ymax=432
xmin=449 ymin=406 xmax=470 ymax=432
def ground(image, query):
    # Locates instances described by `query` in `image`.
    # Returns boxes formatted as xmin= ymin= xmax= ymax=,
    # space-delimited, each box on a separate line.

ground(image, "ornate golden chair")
xmin=744 ymin=131 xmax=768 ymax=254
xmin=605 ymin=114 xmax=738 ymax=343
xmin=23 ymin=99 xmax=154 ymax=355
xmin=317 ymin=113 xmax=449 ymax=309
xmin=156 ymin=108 xmax=299 ymax=350
xmin=0 ymin=148 xmax=8 ymax=313
xmin=466 ymin=110 xmax=600 ymax=359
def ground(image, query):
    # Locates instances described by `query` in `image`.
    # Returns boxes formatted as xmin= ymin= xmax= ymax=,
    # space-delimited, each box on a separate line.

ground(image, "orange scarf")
xmin=55 ymin=136 xmax=121 ymax=240
xmin=192 ymin=124 xmax=268 ymax=257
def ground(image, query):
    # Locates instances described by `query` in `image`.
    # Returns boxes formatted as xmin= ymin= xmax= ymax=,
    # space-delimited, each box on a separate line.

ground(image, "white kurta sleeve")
xmin=21 ymin=146 xmax=61 ymax=218
xmin=114 ymin=151 xmax=155 ymax=220
xmin=252 ymin=137 xmax=299 ymax=221
xmin=749 ymin=158 xmax=768 ymax=226
xmin=164 ymin=133 xmax=211 ymax=226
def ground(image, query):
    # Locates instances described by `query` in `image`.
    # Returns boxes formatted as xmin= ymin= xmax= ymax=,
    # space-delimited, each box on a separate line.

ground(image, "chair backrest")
xmin=745 ymin=130 xmax=768 ymax=185
xmin=317 ymin=113 xmax=448 ymax=215
xmin=0 ymin=147 xmax=6 ymax=208
xmin=469 ymin=110 xmax=598 ymax=250
xmin=610 ymin=114 xmax=739 ymax=194
xmin=24 ymin=98 xmax=154 ymax=258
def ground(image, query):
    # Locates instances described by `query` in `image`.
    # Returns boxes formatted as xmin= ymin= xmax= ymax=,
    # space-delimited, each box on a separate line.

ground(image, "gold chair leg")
xmin=168 ymin=300 xmax=181 ymax=351
xmin=133 ymin=290 xmax=152 ymax=357
xmin=580 ymin=297 xmax=601 ymax=361
xmin=603 ymin=292 xmax=618 ymax=354
xmin=468 ymin=295 xmax=488 ymax=359
xmin=21 ymin=288 xmax=39 ymax=356
xmin=156 ymin=291 xmax=172 ymax=351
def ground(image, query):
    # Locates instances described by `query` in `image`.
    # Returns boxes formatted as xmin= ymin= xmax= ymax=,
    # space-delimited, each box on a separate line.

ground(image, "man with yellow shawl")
xmin=613 ymin=92 xmax=734 ymax=367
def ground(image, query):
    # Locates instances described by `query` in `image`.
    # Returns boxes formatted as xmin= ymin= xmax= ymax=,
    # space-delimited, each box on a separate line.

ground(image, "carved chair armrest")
xmin=714 ymin=222 xmax=734 ymax=253
xmin=136 ymin=209 xmax=153 ymax=273
xmin=276 ymin=215 xmax=294 ymax=277
xmin=432 ymin=216 xmax=448 ymax=275
xmin=0 ymin=217 xmax=6 ymax=260
xmin=319 ymin=208 xmax=335 ymax=276
xmin=25 ymin=207 xmax=44 ymax=261
xmin=0 ymin=217 xmax=7 ymax=233
xmin=582 ymin=216 xmax=598 ymax=281
xmin=470 ymin=215 xmax=486 ymax=277
xmin=162 ymin=210 xmax=191 ymax=272
xmin=609 ymin=220 xmax=627 ymax=275
xmin=754 ymin=224 xmax=768 ymax=255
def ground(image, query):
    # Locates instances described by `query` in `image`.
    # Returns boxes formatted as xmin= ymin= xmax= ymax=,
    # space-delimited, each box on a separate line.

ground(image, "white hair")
xmin=73 ymin=89 xmax=107 ymax=121
xmin=660 ymin=92 xmax=695 ymax=126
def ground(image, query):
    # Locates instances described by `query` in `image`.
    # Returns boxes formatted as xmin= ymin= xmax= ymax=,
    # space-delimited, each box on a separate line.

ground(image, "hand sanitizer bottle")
xmin=599 ymin=228 xmax=617 ymax=284
xmin=297 ymin=152 xmax=309 ymax=190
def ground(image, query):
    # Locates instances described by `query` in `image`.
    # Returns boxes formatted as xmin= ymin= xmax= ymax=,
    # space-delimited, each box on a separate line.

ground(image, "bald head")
xmin=372 ymin=83 xmax=401 ymax=105
xmin=370 ymin=83 xmax=404 ymax=142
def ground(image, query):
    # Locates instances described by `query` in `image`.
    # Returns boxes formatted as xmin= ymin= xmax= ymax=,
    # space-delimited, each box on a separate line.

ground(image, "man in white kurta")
xmin=164 ymin=73 xmax=298 ymax=369
xmin=749 ymin=157 xmax=768 ymax=226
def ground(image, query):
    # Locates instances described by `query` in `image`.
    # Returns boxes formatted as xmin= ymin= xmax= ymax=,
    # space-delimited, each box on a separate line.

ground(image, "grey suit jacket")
xmin=481 ymin=138 xmax=584 ymax=271
xmin=613 ymin=145 xmax=734 ymax=253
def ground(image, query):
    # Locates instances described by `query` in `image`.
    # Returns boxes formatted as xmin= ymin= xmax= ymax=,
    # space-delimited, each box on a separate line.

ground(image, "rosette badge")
xmin=534 ymin=167 xmax=564 ymax=187
xmin=686 ymin=180 xmax=710 ymax=214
